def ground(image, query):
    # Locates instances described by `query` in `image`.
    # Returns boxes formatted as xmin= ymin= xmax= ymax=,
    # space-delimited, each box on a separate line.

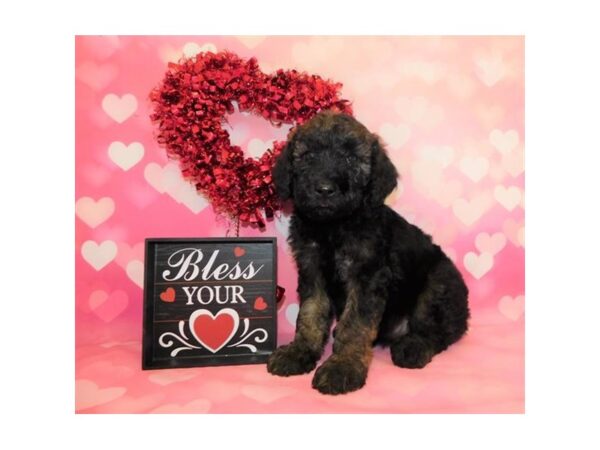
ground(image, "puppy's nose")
xmin=316 ymin=183 xmax=336 ymax=197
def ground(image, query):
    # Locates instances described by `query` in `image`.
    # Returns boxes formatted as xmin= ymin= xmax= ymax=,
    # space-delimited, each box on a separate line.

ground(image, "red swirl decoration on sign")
xmin=149 ymin=51 xmax=352 ymax=227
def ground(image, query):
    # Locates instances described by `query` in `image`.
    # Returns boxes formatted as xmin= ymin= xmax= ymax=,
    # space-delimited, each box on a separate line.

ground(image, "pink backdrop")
xmin=75 ymin=36 xmax=524 ymax=413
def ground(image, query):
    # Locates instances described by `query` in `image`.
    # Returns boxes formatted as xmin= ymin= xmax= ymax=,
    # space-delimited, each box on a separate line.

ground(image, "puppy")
xmin=267 ymin=111 xmax=469 ymax=395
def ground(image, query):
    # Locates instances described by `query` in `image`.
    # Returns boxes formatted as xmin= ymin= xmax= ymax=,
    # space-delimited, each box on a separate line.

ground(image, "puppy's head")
xmin=273 ymin=111 xmax=398 ymax=222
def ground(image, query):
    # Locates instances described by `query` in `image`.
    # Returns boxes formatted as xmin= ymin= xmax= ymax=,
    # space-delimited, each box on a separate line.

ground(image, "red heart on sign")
xmin=159 ymin=287 xmax=176 ymax=303
xmin=234 ymin=246 xmax=246 ymax=257
xmin=189 ymin=308 xmax=239 ymax=353
xmin=254 ymin=296 xmax=267 ymax=311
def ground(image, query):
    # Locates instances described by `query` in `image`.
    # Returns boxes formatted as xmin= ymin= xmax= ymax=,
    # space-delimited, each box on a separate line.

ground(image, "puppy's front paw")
xmin=312 ymin=356 xmax=367 ymax=395
xmin=267 ymin=343 xmax=318 ymax=377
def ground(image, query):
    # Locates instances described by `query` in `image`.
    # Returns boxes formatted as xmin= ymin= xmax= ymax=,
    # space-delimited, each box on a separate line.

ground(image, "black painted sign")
xmin=142 ymin=238 xmax=277 ymax=369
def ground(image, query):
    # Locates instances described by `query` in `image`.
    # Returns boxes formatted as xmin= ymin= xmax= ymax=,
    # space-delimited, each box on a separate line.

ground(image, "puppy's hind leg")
xmin=390 ymin=258 xmax=469 ymax=369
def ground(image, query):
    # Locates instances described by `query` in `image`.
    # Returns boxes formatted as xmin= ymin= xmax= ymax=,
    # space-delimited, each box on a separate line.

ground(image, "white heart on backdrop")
xmin=247 ymin=138 xmax=275 ymax=159
xmin=378 ymin=123 xmax=411 ymax=149
xmin=183 ymin=42 xmax=217 ymax=58
xmin=452 ymin=193 xmax=493 ymax=227
xmin=76 ymin=379 xmax=126 ymax=411
xmin=275 ymin=214 xmax=291 ymax=240
xmin=447 ymin=73 xmax=476 ymax=100
xmin=494 ymin=185 xmax=522 ymax=211
xmin=144 ymin=162 xmax=209 ymax=214
xmin=503 ymin=218 xmax=525 ymax=247
xmin=459 ymin=155 xmax=489 ymax=182
xmin=475 ymin=232 xmax=507 ymax=256
xmin=285 ymin=304 xmax=299 ymax=327
xmin=502 ymin=149 xmax=524 ymax=178
xmin=396 ymin=60 xmax=447 ymax=85
xmin=174 ymin=182 xmax=210 ymax=214
xmin=76 ymin=61 xmax=118 ymax=90
xmin=75 ymin=196 xmax=114 ymax=228
xmin=102 ymin=93 xmax=138 ymax=123
xmin=143 ymin=162 xmax=166 ymax=194
xmin=108 ymin=141 xmax=144 ymax=171
xmin=236 ymin=36 xmax=267 ymax=49
xmin=395 ymin=96 xmax=444 ymax=129
xmin=474 ymin=54 xmax=506 ymax=87
xmin=126 ymin=260 xmax=144 ymax=288
xmin=463 ymin=251 xmax=494 ymax=279
xmin=489 ymin=129 xmax=519 ymax=155
xmin=81 ymin=240 xmax=117 ymax=270
xmin=498 ymin=295 xmax=525 ymax=321
xmin=417 ymin=145 xmax=455 ymax=168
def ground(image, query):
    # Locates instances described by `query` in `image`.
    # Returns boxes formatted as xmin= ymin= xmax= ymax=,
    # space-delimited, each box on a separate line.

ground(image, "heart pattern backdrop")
xmin=75 ymin=36 xmax=524 ymax=413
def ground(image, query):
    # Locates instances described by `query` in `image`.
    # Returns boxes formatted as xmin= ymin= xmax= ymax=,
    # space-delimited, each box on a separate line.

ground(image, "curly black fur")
xmin=267 ymin=111 xmax=470 ymax=395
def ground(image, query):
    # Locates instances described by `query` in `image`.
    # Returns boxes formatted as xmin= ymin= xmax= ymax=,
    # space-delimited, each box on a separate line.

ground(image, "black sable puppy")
xmin=267 ymin=111 xmax=469 ymax=395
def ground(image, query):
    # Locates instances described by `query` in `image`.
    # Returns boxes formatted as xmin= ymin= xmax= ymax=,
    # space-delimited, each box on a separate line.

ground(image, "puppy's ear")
xmin=272 ymin=140 xmax=294 ymax=200
xmin=369 ymin=137 xmax=398 ymax=205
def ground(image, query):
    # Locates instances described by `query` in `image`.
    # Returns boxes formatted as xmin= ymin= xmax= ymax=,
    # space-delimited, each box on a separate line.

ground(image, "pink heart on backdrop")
xmin=76 ymin=379 xmax=126 ymax=411
xmin=76 ymin=61 xmax=118 ymax=90
xmin=95 ymin=393 xmax=165 ymax=414
xmin=241 ymin=384 xmax=297 ymax=404
xmin=459 ymin=155 xmax=489 ymax=182
xmin=476 ymin=104 xmax=505 ymax=129
xmin=434 ymin=222 xmax=459 ymax=247
xmin=431 ymin=179 xmax=463 ymax=208
xmin=81 ymin=163 xmax=112 ymax=187
xmin=395 ymin=95 xmax=444 ymax=129
xmin=502 ymin=149 xmax=524 ymax=178
xmin=503 ymin=218 xmax=525 ymax=247
xmin=498 ymin=295 xmax=525 ymax=321
xmin=489 ymin=129 xmax=519 ymax=154
xmin=417 ymin=144 xmax=455 ymax=168
xmin=115 ymin=242 xmax=144 ymax=269
xmin=475 ymin=54 xmax=506 ymax=87
xmin=475 ymin=232 xmax=507 ymax=256
xmin=236 ymin=35 xmax=267 ymax=49
xmin=102 ymin=93 xmax=138 ymax=123
xmin=75 ymin=196 xmax=115 ymax=228
xmin=148 ymin=371 xmax=198 ymax=386
xmin=125 ymin=182 xmax=159 ymax=209
xmin=89 ymin=289 xmax=129 ymax=322
xmin=81 ymin=35 xmax=121 ymax=60
xmin=378 ymin=122 xmax=411 ymax=149
xmin=452 ymin=193 xmax=494 ymax=227
xmin=78 ymin=360 xmax=135 ymax=381
xmin=149 ymin=398 xmax=212 ymax=413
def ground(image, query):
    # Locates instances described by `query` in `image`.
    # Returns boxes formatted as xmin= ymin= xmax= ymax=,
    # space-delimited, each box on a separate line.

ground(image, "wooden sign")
xmin=142 ymin=238 xmax=277 ymax=369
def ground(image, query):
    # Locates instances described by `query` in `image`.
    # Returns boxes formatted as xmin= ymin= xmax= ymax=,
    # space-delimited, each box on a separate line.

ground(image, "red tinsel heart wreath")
xmin=149 ymin=51 xmax=352 ymax=228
